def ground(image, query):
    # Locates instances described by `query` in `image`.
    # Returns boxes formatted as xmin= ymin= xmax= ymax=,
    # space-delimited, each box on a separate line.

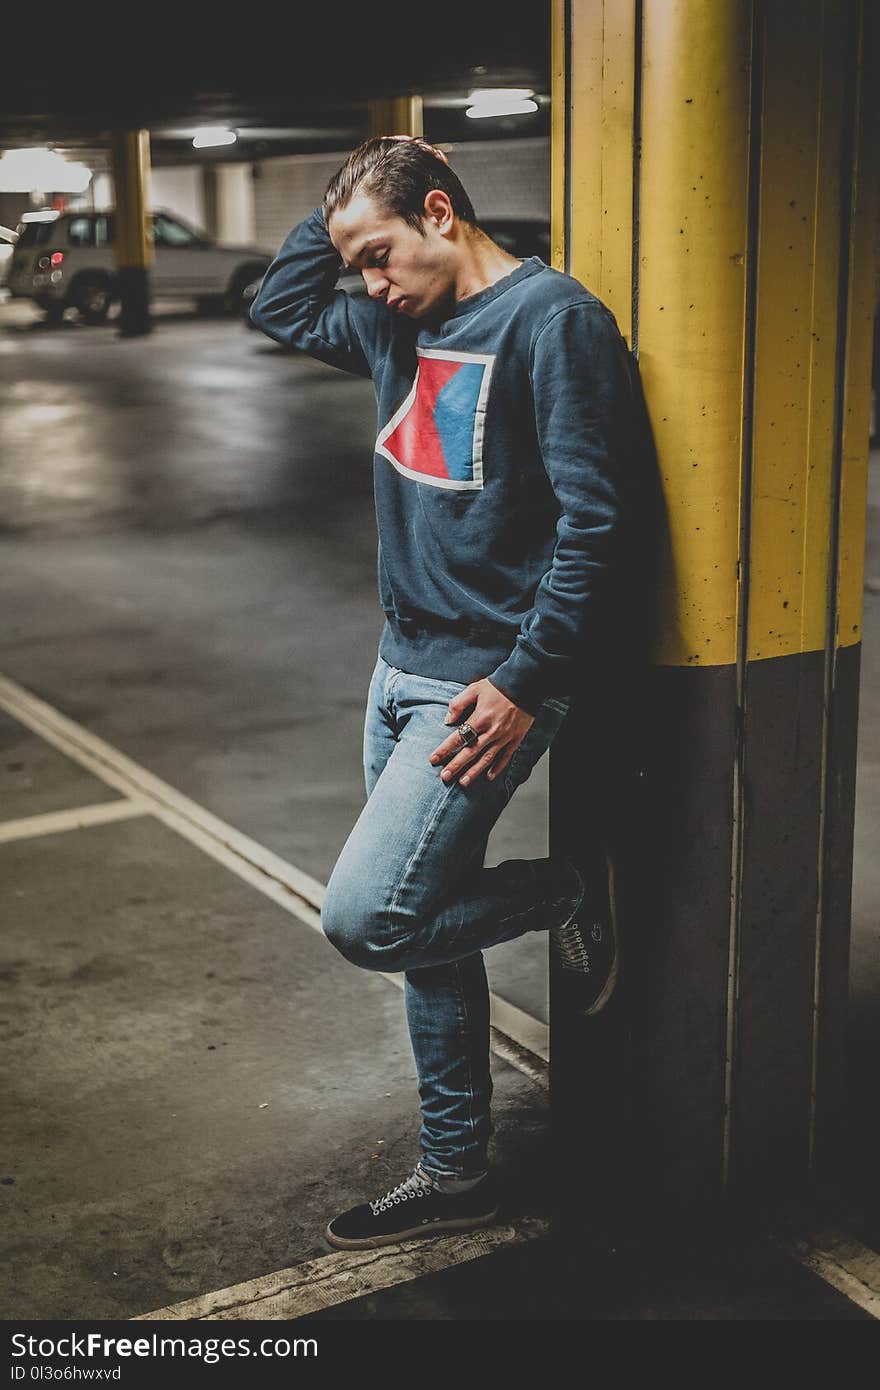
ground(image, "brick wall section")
xmin=253 ymin=138 xmax=549 ymax=255
xmin=437 ymin=138 xmax=550 ymax=223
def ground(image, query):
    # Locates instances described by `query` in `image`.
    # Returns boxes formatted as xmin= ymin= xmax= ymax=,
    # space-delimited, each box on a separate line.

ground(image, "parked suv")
xmin=7 ymin=208 xmax=272 ymax=324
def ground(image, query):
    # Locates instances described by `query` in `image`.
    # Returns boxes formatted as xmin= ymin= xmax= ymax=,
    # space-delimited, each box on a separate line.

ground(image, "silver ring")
xmin=457 ymin=722 xmax=479 ymax=749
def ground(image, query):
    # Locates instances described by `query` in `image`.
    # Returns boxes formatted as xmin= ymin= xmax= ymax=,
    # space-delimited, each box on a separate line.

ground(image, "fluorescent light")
xmin=0 ymin=148 xmax=92 ymax=193
xmin=465 ymin=88 xmax=538 ymax=119
xmin=192 ymin=127 xmax=237 ymax=149
xmin=466 ymin=98 xmax=538 ymax=119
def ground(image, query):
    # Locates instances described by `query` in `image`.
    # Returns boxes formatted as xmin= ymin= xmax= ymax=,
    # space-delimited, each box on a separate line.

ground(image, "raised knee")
xmin=320 ymin=878 xmax=386 ymax=970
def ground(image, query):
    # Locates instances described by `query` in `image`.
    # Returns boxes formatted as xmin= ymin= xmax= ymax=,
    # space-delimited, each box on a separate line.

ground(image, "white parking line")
xmin=0 ymin=797 xmax=149 ymax=844
xmin=0 ymin=671 xmax=550 ymax=1071
xmin=789 ymin=1232 xmax=880 ymax=1318
xmin=133 ymin=1215 xmax=550 ymax=1320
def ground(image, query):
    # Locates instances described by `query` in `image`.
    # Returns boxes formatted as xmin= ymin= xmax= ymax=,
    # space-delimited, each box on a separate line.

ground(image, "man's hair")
xmin=322 ymin=137 xmax=478 ymax=235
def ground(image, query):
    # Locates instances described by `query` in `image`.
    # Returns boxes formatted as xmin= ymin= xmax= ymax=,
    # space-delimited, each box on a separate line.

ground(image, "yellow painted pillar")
xmin=368 ymin=95 xmax=424 ymax=138
xmin=109 ymin=129 xmax=153 ymax=337
xmin=549 ymin=0 xmax=879 ymax=1224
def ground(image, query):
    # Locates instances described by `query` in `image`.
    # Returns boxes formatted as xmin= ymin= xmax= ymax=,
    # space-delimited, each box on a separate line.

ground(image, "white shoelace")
xmin=369 ymin=1167 xmax=433 ymax=1215
xmin=553 ymin=919 xmax=592 ymax=972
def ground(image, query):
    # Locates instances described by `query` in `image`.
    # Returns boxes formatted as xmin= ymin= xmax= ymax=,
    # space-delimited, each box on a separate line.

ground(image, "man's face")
xmin=327 ymin=190 xmax=456 ymax=320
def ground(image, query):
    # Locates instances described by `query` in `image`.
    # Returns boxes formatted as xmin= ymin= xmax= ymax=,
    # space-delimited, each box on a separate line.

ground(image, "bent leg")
xmin=323 ymin=662 xmax=580 ymax=1180
xmin=321 ymin=681 xmax=582 ymax=974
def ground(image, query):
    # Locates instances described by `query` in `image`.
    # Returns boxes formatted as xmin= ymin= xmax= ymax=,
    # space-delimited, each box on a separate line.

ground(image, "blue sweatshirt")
xmin=250 ymin=207 xmax=651 ymax=716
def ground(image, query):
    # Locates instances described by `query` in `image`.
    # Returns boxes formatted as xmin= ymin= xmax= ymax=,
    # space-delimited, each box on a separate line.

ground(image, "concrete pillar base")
xmin=116 ymin=267 xmax=151 ymax=338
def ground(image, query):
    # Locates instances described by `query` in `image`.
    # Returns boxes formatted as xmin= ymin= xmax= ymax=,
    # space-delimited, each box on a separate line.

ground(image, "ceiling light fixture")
xmin=192 ymin=127 xmax=237 ymax=149
xmin=465 ymin=88 xmax=538 ymax=119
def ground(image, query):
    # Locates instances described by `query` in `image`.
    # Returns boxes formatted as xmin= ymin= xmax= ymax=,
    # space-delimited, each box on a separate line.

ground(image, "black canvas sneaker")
xmin=551 ymin=844 xmax=619 ymax=1016
xmin=325 ymin=1163 xmax=501 ymax=1249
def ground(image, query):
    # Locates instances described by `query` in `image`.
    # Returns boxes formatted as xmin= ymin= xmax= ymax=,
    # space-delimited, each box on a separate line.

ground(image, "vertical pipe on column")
xmin=812 ymin=0 xmax=879 ymax=1178
xmin=551 ymin=0 xmax=569 ymax=273
xmin=631 ymin=0 xmax=644 ymax=357
xmin=721 ymin=0 xmax=764 ymax=1195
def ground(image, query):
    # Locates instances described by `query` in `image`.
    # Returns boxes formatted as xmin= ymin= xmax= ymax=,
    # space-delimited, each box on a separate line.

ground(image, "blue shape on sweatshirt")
xmin=433 ymin=362 xmax=487 ymax=483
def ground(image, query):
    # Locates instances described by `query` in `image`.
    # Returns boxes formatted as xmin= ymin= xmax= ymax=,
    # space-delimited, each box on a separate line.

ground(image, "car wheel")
xmin=42 ymin=301 xmax=66 ymax=326
xmin=71 ymin=274 xmax=112 ymax=324
xmin=226 ymin=263 xmax=269 ymax=318
xmin=242 ymin=278 xmax=262 ymax=328
xmin=195 ymin=296 xmax=226 ymax=317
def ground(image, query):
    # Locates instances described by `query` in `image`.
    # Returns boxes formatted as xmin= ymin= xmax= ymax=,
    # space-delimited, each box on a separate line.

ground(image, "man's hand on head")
xmin=428 ymin=677 xmax=535 ymax=788
xmin=385 ymin=135 xmax=450 ymax=166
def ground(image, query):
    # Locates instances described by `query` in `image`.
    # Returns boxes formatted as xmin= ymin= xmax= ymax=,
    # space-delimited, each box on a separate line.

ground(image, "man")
xmin=250 ymin=135 xmax=652 ymax=1250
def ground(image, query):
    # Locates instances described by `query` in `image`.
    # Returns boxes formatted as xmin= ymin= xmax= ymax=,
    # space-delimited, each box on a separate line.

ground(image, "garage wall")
xmin=91 ymin=168 xmax=208 ymax=231
xmin=148 ymin=168 xmax=207 ymax=231
xmin=253 ymin=137 xmax=549 ymax=254
xmin=436 ymin=139 xmax=550 ymax=221
xmin=216 ymin=164 xmax=256 ymax=247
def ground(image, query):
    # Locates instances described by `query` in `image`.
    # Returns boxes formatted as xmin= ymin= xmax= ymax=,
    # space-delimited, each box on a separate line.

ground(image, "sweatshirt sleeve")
xmin=486 ymin=301 xmax=633 ymax=715
xmin=248 ymin=206 xmax=390 ymax=378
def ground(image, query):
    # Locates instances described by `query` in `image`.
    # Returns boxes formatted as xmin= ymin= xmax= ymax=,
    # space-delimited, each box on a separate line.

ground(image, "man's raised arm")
xmin=249 ymin=206 xmax=389 ymax=378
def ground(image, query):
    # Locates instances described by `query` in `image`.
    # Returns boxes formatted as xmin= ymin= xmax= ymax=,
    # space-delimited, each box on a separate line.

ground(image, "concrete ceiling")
xmin=0 ymin=5 xmax=550 ymax=163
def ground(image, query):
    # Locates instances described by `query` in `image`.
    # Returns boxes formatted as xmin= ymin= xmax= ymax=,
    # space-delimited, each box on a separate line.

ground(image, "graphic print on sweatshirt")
xmin=375 ymin=347 xmax=496 ymax=491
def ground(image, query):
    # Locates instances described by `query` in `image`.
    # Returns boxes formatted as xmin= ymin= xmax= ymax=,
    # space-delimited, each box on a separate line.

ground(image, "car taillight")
xmin=50 ymin=251 xmax=64 ymax=266
xmin=36 ymin=250 xmax=64 ymax=270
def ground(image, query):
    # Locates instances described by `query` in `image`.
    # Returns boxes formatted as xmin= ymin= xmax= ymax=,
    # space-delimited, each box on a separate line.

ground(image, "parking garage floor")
xmin=1 ymin=298 xmax=878 ymax=1321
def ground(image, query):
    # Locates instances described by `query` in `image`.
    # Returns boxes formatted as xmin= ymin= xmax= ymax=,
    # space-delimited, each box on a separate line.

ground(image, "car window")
xmin=95 ymin=214 xmax=113 ymax=247
xmin=67 ymin=217 xmax=94 ymax=248
xmin=16 ymin=219 xmax=59 ymax=248
xmin=482 ymin=221 xmax=550 ymax=262
xmin=153 ymin=214 xmax=199 ymax=248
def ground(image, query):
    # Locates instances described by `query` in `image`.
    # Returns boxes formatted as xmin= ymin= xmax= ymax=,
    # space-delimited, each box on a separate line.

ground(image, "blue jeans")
xmin=320 ymin=652 xmax=583 ymax=1179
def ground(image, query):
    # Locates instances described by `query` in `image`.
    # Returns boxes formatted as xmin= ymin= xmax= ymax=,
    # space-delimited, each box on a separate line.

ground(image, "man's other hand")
xmin=428 ymin=677 xmax=535 ymax=788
